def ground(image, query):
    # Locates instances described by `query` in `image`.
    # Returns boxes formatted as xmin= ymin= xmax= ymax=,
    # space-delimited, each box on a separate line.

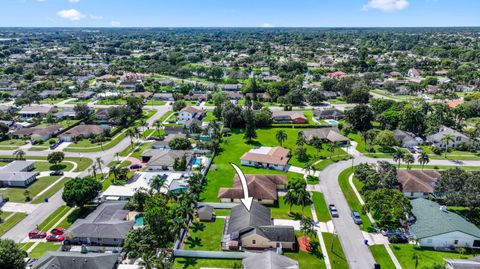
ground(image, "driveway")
xmin=1 ymin=202 xmax=40 ymax=214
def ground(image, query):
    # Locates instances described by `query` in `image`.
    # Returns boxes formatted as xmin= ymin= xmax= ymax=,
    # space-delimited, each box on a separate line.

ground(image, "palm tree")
xmin=150 ymin=175 xmax=166 ymax=193
xmin=393 ymin=149 xmax=404 ymax=168
xmin=95 ymin=157 xmax=104 ymax=175
xmin=275 ymin=130 xmax=287 ymax=147
xmin=402 ymin=153 xmax=415 ymax=169
xmin=13 ymin=149 xmax=25 ymax=160
xmin=89 ymin=166 xmax=98 ymax=180
xmin=127 ymin=129 xmax=135 ymax=149
xmin=327 ymin=143 xmax=336 ymax=159
xmin=300 ymin=217 xmax=316 ymax=238
xmin=109 ymin=166 xmax=119 ymax=185
xmin=296 ymin=189 xmax=312 ymax=216
xmin=284 ymin=190 xmax=297 ymax=213
xmin=296 ymin=131 xmax=306 ymax=147
xmin=417 ymin=152 xmax=430 ymax=170
xmin=441 ymin=134 xmax=455 ymax=158
xmin=303 ymin=162 xmax=313 ymax=176
xmin=154 ymin=120 xmax=162 ymax=137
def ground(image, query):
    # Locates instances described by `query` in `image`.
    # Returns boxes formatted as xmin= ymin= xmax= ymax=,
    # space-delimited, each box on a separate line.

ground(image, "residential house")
xmin=226 ymin=91 xmax=242 ymax=100
xmin=185 ymin=93 xmax=208 ymax=102
xmin=245 ymin=92 xmax=272 ymax=102
xmin=152 ymin=133 xmax=187 ymax=149
xmin=178 ymin=106 xmax=205 ymax=123
xmin=153 ymin=93 xmax=174 ymax=101
xmin=240 ymin=147 xmax=290 ymax=171
xmin=397 ymin=170 xmax=441 ymax=198
xmin=314 ymin=109 xmax=345 ymax=120
xmin=30 ymin=251 xmax=120 ymax=269
xmin=444 ymin=257 xmax=480 ymax=269
xmin=13 ymin=124 xmax=62 ymax=141
xmin=39 ymin=90 xmax=62 ymax=99
xmin=141 ymin=149 xmax=194 ymax=171
xmin=242 ymin=251 xmax=299 ymax=269
xmin=271 ymin=111 xmax=307 ymax=124
xmin=222 ymin=202 xmax=295 ymax=251
xmin=67 ymin=201 xmax=134 ymax=247
xmin=130 ymin=91 xmax=153 ymax=100
xmin=394 ymin=129 xmax=424 ymax=147
xmin=326 ymin=71 xmax=347 ymax=79
xmin=73 ymin=91 xmax=95 ymax=100
xmin=408 ymin=68 xmax=421 ymax=78
xmin=448 ymin=99 xmax=464 ymax=109
xmin=18 ymin=105 xmax=56 ymax=118
xmin=426 ymin=126 xmax=471 ymax=150
xmin=218 ymin=174 xmax=287 ymax=204
xmin=54 ymin=108 xmax=78 ymax=119
xmin=408 ymin=198 xmax=480 ymax=249
xmin=59 ymin=124 xmax=110 ymax=142
xmin=94 ymin=108 xmax=112 ymax=123
xmin=164 ymin=125 xmax=185 ymax=135
xmin=221 ymin=84 xmax=242 ymax=91
xmin=0 ymin=81 xmax=16 ymax=91
xmin=302 ymin=128 xmax=349 ymax=144
xmin=0 ymin=161 xmax=38 ymax=187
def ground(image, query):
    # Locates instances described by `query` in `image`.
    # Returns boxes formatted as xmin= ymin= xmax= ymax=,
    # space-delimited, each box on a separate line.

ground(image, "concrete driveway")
xmin=1 ymin=202 xmax=40 ymax=214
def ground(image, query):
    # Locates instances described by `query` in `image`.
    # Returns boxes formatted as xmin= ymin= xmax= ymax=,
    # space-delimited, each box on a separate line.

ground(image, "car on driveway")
xmin=50 ymin=171 xmax=64 ymax=176
xmin=129 ymin=164 xmax=142 ymax=170
xmin=46 ymin=234 xmax=65 ymax=242
xmin=328 ymin=204 xmax=339 ymax=217
xmin=381 ymin=229 xmax=403 ymax=237
xmin=351 ymin=210 xmax=363 ymax=224
xmin=28 ymin=230 xmax=46 ymax=239
xmin=388 ymin=234 xmax=409 ymax=244
xmin=50 ymin=227 xmax=65 ymax=235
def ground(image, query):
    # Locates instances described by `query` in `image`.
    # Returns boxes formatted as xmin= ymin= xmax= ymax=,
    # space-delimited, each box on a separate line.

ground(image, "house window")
xmin=456 ymin=137 xmax=461 ymax=141
xmin=252 ymin=240 xmax=256 ymax=245
xmin=454 ymin=240 xmax=459 ymax=245
xmin=473 ymin=240 xmax=480 ymax=247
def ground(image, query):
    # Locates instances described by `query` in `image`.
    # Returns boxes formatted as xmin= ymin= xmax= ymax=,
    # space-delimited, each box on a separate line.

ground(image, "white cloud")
xmin=111 ymin=21 xmax=121 ymax=27
xmin=57 ymin=9 xmax=85 ymax=21
xmin=68 ymin=0 xmax=80 ymax=3
xmin=261 ymin=23 xmax=274 ymax=28
xmin=363 ymin=0 xmax=409 ymax=12
xmin=89 ymin=15 xmax=103 ymax=20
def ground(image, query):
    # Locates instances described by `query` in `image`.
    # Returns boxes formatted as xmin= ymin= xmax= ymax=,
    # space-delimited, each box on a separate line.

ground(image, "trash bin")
xmin=44 ymin=198 xmax=48 ymax=203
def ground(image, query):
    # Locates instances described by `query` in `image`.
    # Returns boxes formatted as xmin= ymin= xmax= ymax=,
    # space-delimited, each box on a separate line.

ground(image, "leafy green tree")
xmin=374 ymin=130 xmax=399 ymax=149
xmin=0 ymin=239 xmax=27 ymax=269
xmin=345 ymin=105 xmax=373 ymax=132
xmin=172 ymin=100 xmax=187 ymax=112
xmin=221 ymin=102 xmax=243 ymax=128
xmin=399 ymin=104 xmax=426 ymax=136
xmin=62 ymin=176 xmax=102 ymax=208
xmin=126 ymin=96 xmax=145 ymax=116
xmin=47 ymin=151 xmax=65 ymax=170
xmin=364 ymin=189 xmax=412 ymax=229
xmin=169 ymin=137 xmax=192 ymax=150
xmin=242 ymin=109 xmax=257 ymax=142
xmin=345 ymin=87 xmax=370 ymax=104
xmin=74 ymin=104 xmax=92 ymax=120
xmin=300 ymin=217 xmax=317 ymax=238
xmin=13 ymin=149 xmax=25 ymax=160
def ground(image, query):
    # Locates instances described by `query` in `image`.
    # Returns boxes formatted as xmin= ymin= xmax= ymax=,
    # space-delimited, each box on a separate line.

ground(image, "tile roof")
xmin=240 ymin=147 xmax=290 ymax=166
xmin=218 ymin=174 xmax=287 ymax=201
xmin=397 ymin=170 xmax=440 ymax=193
xmin=303 ymin=128 xmax=349 ymax=143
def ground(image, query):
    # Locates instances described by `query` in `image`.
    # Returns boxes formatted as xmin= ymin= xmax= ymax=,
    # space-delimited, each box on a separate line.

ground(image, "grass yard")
xmin=338 ymin=168 xmax=374 ymax=232
xmin=313 ymin=155 xmax=351 ymax=171
xmin=268 ymin=196 xmax=313 ymax=220
xmin=29 ymin=242 xmax=61 ymax=259
xmin=34 ymin=161 xmax=74 ymax=172
xmin=0 ymin=176 xmax=60 ymax=202
xmin=37 ymin=205 xmax=71 ymax=231
xmin=213 ymin=209 xmax=231 ymax=216
xmin=65 ymin=129 xmax=127 ymax=152
xmin=173 ymin=258 xmax=242 ymax=269
xmin=285 ymin=233 xmax=327 ymax=269
xmin=312 ymin=192 xmax=331 ymax=222
xmin=322 ymin=232 xmax=348 ymax=269
xmin=202 ymin=111 xmax=217 ymax=122
xmin=39 ymin=97 xmax=67 ymax=104
xmin=0 ymin=139 xmax=27 ymax=147
xmin=96 ymin=98 xmax=127 ymax=105
xmin=31 ymin=177 xmax=72 ymax=204
xmin=391 ymin=244 xmax=480 ymax=269
xmin=66 ymin=98 xmax=91 ymax=104
xmin=146 ymin=99 xmax=166 ymax=106
xmin=0 ymin=155 xmax=92 ymax=172
xmin=56 ymin=206 xmax=96 ymax=229
xmin=0 ymin=213 xmax=27 ymax=236
xmin=184 ymin=219 xmax=225 ymax=251
xmin=370 ymin=245 xmax=396 ymax=269
xmin=158 ymin=111 xmax=174 ymax=123
xmin=18 ymin=242 xmax=34 ymax=252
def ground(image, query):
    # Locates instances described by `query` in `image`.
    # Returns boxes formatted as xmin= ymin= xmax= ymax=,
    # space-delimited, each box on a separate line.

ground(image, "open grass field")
xmin=29 ymin=242 xmax=61 ymax=259
xmin=33 ymin=161 xmax=74 ymax=172
xmin=370 ymin=245 xmax=396 ymax=269
xmin=184 ymin=219 xmax=225 ymax=251
xmin=285 ymin=233 xmax=327 ymax=269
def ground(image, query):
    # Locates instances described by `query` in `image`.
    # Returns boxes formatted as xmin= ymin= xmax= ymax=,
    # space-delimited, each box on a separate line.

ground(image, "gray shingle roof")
xmin=31 ymin=251 xmax=119 ymax=269
xmin=243 ymin=251 xmax=299 ymax=269
xmin=410 ymin=198 xmax=480 ymax=239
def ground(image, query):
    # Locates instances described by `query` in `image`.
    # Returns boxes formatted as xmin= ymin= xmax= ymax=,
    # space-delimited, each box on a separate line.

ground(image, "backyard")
xmin=184 ymin=219 xmax=225 ymax=251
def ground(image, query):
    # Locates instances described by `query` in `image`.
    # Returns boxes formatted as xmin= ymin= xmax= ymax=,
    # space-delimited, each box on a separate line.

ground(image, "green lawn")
xmin=202 ymin=111 xmax=217 ymax=122
xmin=39 ymin=97 xmax=67 ymax=104
xmin=146 ymin=99 xmax=166 ymax=106
xmin=370 ymin=245 xmax=396 ymax=269
xmin=37 ymin=119 xmax=79 ymax=129
xmin=158 ymin=111 xmax=174 ymax=123
xmin=31 ymin=177 xmax=72 ymax=204
xmin=56 ymin=206 xmax=96 ymax=229
xmin=96 ymin=98 xmax=127 ymax=105
xmin=37 ymin=205 xmax=71 ymax=231
xmin=313 ymin=155 xmax=351 ymax=171
xmin=0 ymin=213 xmax=27 ymax=236
xmin=0 ymin=139 xmax=27 ymax=147
xmin=119 ymin=142 xmax=152 ymax=158
xmin=18 ymin=242 xmax=34 ymax=252
xmin=29 ymin=242 xmax=61 ymax=259
xmin=285 ymin=233 xmax=327 ymax=269
xmin=213 ymin=209 xmax=231 ymax=216
xmin=173 ymin=258 xmax=242 ymax=269
xmin=312 ymin=192 xmax=331 ymax=222
xmin=338 ymin=168 xmax=374 ymax=232
xmin=0 ymin=155 xmax=93 ymax=173
xmin=184 ymin=219 xmax=224 ymax=251
xmin=0 ymin=176 xmax=60 ymax=202
xmin=34 ymin=161 xmax=74 ymax=172
xmin=268 ymin=196 xmax=313 ymax=220
xmin=65 ymin=129 xmax=128 ymax=152
xmin=323 ymin=232 xmax=348 ymax=269
xmin=66 ymin=98 xmax=91 ymax=104
xmin=391 ymin=244 xmax=480 ymax=269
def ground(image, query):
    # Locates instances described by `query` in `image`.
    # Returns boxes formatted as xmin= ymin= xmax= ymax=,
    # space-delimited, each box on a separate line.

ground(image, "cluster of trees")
xmin=283 ymin=177 xmax=312 ymax=215
xmin=436 ymin=168 xmax=480 ymax=211
xmin=355 ymin=162 xmax=412 ymax=229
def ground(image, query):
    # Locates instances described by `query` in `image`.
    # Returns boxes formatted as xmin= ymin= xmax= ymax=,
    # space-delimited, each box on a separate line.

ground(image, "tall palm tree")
xmin=284 ymin=190 xmax=297 ymax=213
xmin=417 ymin=153 xmax=430 ymax=170
xmin=13 ymin=149 xmax=25 ymax=160
xmin=127 ymin=129 xmax=135 ymax=149
xmin=441 ymin=134 xmax=455 ymax=158
xmin=89 ymin=166 xmax=98 ymax=180
xmin=393 ymin=149 xmax=404 ymax=168
xmin=275 ymin=130 xmax=287 ymax=147
xmin=402 ymin=153 xmax=415 ymax=169
xmin=95 ymin=157 xmax=104 ymax=175
xmin=154 ymin=120 xmax=162 ymax=137
xmin=296 ymin=189 xmax=312 ymax=216
xmin=109 ymin=166 xmax=119 ymax=185
xmin=150 ymin=175 xmax=166 ymax=193
xmin=327 ymin=143 xmax=336 ymax=159
xmin=296 ymin=131 xmax=306 ymax=147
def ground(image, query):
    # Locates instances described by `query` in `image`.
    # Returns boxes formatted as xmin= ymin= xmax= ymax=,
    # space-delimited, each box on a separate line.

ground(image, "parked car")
xmin=407 ymin=146 xmax=416 ymax=153
xmin=50 ymin=227 xmax=65 ymax=235
xmin=129 ymin=164 xmax=142 ymax=170
xmin=381 ymin=229 xmax=403 ymax=237
xmin=388 ymin=234 xmax=409 ymax=244
xmin=351 ymin=210 xmax=362 ymax=224
xmin=413 ymin=146 xmax=422 ymax=153
xmin=46 ymin=234 xmax=65 ymax=242
xmin=50 ymin=171 xmax=64 ymax=176
xmin=28 ymin=230 xmax=46 ymax=239
xmin=328 ymin=204 xmax=339 ymax=217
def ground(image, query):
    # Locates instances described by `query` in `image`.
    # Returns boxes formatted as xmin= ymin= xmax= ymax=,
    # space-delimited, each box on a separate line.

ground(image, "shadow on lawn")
xmin=185 ymin=236 xmax=203 ymax=248
xmin=191 ymin=222 xmax=205 ymax=233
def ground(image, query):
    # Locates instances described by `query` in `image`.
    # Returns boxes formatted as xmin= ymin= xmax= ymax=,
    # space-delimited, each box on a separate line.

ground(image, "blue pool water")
xmin=191 ymin=158 xmax=202 ymax=166
xmin=99 ymin=124 xmax=111 ymax=127
xmin=134 ymin=215 xmax=144 ymax=227
xmin=325 ymin=119 xmax=339 ymax=126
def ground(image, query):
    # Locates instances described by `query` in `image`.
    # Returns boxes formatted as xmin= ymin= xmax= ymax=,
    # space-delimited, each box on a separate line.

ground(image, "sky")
xmin=0 ymin=0 xmax=479 ymax=28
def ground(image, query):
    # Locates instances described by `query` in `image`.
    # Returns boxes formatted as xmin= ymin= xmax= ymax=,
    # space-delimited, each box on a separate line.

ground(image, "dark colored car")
xmin=351 ymin=210 xmax=363 ymax=224
xmin=381 ymin=229 xmax=403 ymax=237
xmin=46 ymin=234 xmax=65 ymax=242
xmin=388 ymin=234 xmax=409 ymax=244
xmin=50 ymin=227 xmax=65 ymax=235
xmin=28 ymin=230 xmax=47 ymax=239
xmin=50 ymin=171 xmax=64 ymax=176
xmin=129 ymin=164 xmax=142 ymax=170
xmin=328 ymin=204 xmax=339 ymax=217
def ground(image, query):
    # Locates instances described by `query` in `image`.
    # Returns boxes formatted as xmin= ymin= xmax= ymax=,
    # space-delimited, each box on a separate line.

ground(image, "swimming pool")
xmin=134 ymin=215 xmax=144 ymax=228
xmin=325 ymin=119 xmax=339 ymax=126
xmin=191 ymin=158 xmax=202 ymax=166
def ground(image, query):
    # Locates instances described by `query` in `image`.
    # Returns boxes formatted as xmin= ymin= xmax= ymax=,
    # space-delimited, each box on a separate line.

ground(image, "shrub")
xmin=431 ymin=146 xmax=442 ymax=155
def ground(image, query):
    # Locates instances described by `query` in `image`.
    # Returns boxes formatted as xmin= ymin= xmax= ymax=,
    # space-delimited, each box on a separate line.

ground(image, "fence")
xmin=173 ymin=249 xmax=256 ymax=259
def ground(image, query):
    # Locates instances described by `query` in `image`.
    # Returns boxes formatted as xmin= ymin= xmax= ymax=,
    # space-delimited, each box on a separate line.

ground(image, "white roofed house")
xmin=0 ymin=160 xmax=38 ymax=187
xmin=177 ymin=106 xmax=205 ymax=124
xmin=426 ymin=126 xmax=472 ymax=150
xmin=240 ymin=146 xmax=290 ymax=171
xmin=18 ymin=105 xmax=56 ymax=118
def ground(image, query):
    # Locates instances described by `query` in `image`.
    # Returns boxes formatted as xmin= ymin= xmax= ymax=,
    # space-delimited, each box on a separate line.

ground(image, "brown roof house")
xmin=240 ymin=147 xmax=290 ymax=171
xmin=59 ymin=124 xmax=110 ymax=142
xmin=271 ymin=111 xmax=307 ymax=124
xmin=302 ymin=128 xmax=349 ymax=144
xmin=13 ymin=124 xmax=62 ymax=141
xmin=18 ymin=105 xmax=56 ymax=118
xmin=221 ymin=202 xmax=295 ymax=251
xmin=397 ymin=170 xmax=441 ymax=198
xmin=218 ymin=174 xmax=287 ymax=204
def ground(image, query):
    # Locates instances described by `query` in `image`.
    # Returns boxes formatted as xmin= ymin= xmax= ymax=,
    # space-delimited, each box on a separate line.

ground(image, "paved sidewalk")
xmin=1 ymin=202 xmax=39 ymax=214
